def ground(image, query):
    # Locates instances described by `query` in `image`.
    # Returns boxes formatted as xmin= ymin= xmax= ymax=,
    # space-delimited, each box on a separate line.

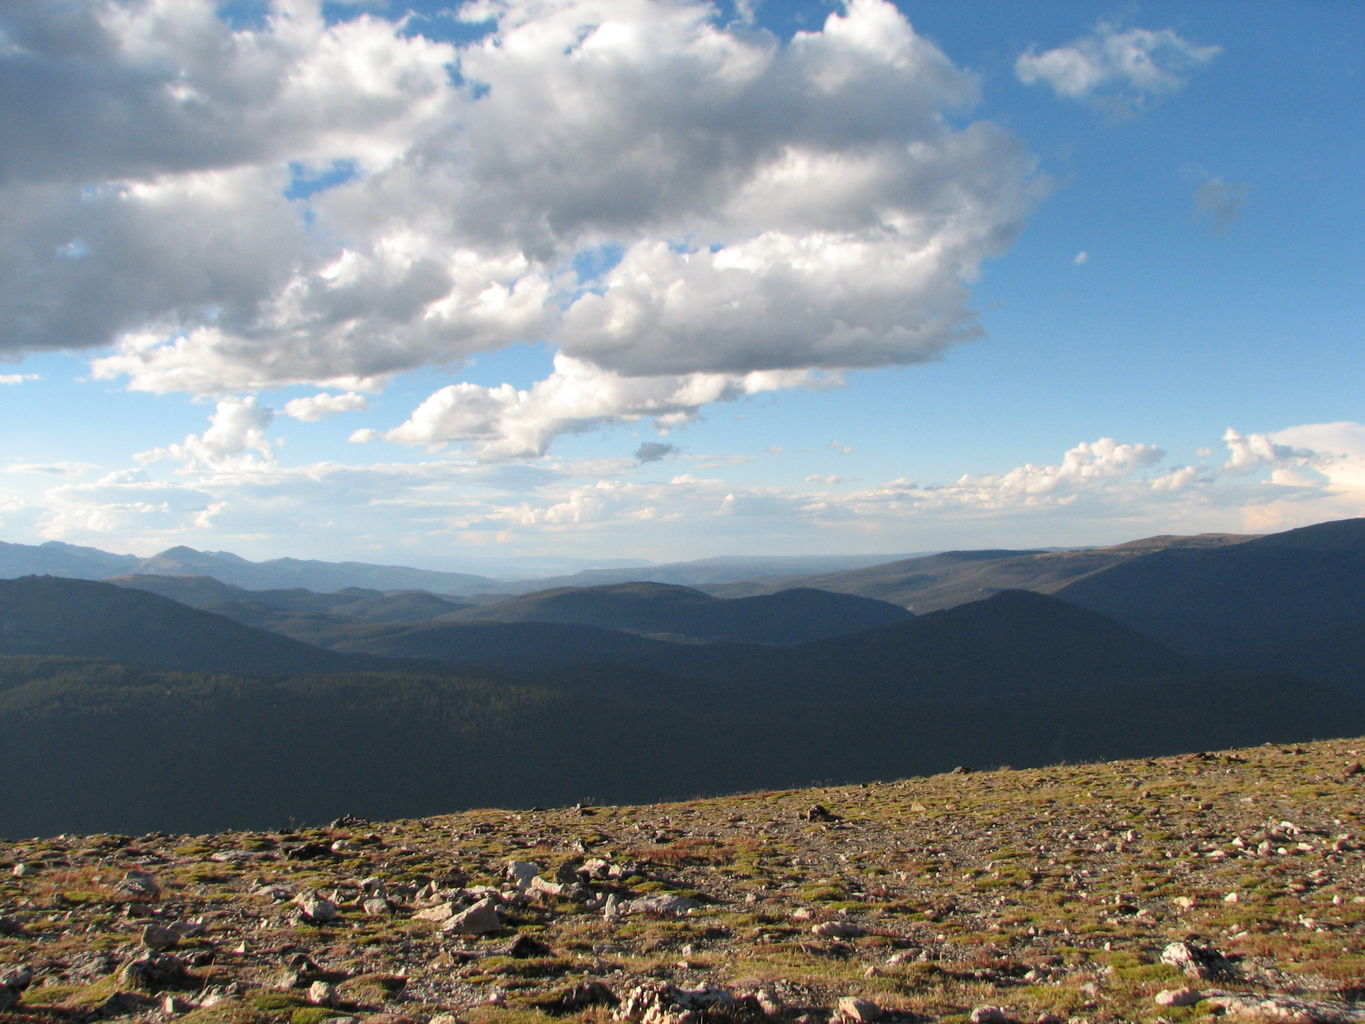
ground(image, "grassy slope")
xmin=0 ymin=737 xmax=1361 ymax=1024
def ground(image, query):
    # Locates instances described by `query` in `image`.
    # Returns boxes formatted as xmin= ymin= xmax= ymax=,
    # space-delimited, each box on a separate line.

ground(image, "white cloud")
xmin=1072 ymin=250 xmax=1089 ymax=266
xmin=0 ymin=373 xmax=39 ymax=384
xmin=1 ymin=0 xmax=1039 ymax=457
xmin=139 ymin=395 xmax=276 ymax=470
xmin=1194 ymin=177 xmax=1251 ymax=233
xmin=378 ymin=354 xmax=825 ymax=459
xmin=1015 ymin=22 xmax=1220 ymax=113
xmin=283 ymin=391 xmax=369 ymax=421
xmin=1220 ymin=427 xmax=1308 ymax=473
xmin=13 ymin=423 xmax=1362 ymax=563
xmin=5 ymin=462 xmax=97 ymax=478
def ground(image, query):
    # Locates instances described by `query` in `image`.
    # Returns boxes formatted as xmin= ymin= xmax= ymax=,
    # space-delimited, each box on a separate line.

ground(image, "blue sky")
xmin=0 ymin=0 xmax=1360 ymax=573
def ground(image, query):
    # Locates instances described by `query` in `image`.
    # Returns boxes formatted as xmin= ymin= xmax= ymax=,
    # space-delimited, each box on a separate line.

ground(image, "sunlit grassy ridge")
xmin=2 ymin=737 xmax=1362 ymax=1024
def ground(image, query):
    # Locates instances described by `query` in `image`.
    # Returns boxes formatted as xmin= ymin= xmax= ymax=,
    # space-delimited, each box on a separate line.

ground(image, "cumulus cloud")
xmin=1220 ymin=427 xmax=1309 ymax=474
xmin=376 ymin=354 xmax=824 ymax=459
xmin=1015 ymin=22 xmax=1220 ymax=113
xmin=140 ymin=396 xmax=276 ymax=470
xmin=1194 ymin=177 xmax=1251 ymax=233
xmin=1 ymin=0 xmax=1040 ymax=456
xmin=283 ymin=391 xmax=369 ymax=421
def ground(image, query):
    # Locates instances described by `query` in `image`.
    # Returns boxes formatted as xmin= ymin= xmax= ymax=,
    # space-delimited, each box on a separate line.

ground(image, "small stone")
xmin=754 ymin=989 xmax=784 ymax=1018
xmin=1160 ymin=940 xmax=1236 ymax=981
xmin=414 ymin=902 xmax=457 ymax=922
xmin=115 ymin=870 xmax=160 ymax=899
xmin=507 ymin=860 xmax=541 ymax=889
xmin=1155 ymin=989 xmax=1203 ymax=1007
xmin=10 ymin=863 xmax=31 ymax=878
xmin=142 ymin=923 xmax=181 ymax=950
xmin=970 ymin=1007 xmax=1013 ymax=1024
xmin=837 ymin=996 xmax=882 ymax=1022
xmin=441 ymin=897 xmax=502 ymax=935
xmin=622 ymin=893 xmax=702 ymax=916
xmin=308 ymin=980 xmax=339 ymax=1007
xmin=362 ymin=898 xmax=392 ymax=916
xmin=812 ymin=920 xmax=866 ymax=938
xmin=295 ymin=895 xmax=337 ymax=924
xmin=529 ymin=875 xmax=565 ymax=897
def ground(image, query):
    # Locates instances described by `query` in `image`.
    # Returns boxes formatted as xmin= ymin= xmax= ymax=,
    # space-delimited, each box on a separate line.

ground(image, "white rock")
xmin=414 ymin=902 xmax=457 ymax=922
xmin=295 ymin=896 xmax=337 ymax=924
xmin=1154 ymin=988 xmax=1203 ymax=1007
xmin=507 ymin=860 xmax=541 ymax=890
xmin=441 ymin=897 xmax=502 ymax=935
xmin=837 ymin=997 xmax=882 ymax=1022
xmin=812 ymin=921 xmax=865 ymax=938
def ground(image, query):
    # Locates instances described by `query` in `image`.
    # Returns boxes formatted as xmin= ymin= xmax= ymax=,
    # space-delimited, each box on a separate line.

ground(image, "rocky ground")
xmin=1 ymin=737 xmax=1362 ymax=1024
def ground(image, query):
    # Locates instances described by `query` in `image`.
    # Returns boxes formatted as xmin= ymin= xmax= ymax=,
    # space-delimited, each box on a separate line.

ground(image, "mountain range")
xmin=0 ymin=517 xmax=1361 ymax=836
xmin=0 ymin=540 xmax=913 ymax=596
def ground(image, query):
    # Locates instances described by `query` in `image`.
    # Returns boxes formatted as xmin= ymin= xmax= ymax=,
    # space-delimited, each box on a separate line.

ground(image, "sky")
xmin=0 ymin=0 xmax=1361 ymax=574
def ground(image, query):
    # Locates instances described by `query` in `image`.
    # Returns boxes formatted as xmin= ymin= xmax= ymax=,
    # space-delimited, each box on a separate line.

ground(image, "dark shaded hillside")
xmin=706 ymin=534 xmax=1254 ymax=611
xmin=316 ymin=589 xmax=1187 ymax=700
xmin=1055 ymin=517 xmax=1365 ymax=693
xmin=321 ymin=588 xmax=1272 ymax=715
xmin=447 ymin=582 xmax=913 ymax=644
xmin=750 ymin=589 xmax=1191 ymax=701
xmin=1 ymin=653 xmax=1358 ymax=837
xmin=325 ymin=618 xmax=739 ymax=674
xmin=0 ymin=576 xmax=396 ymax=676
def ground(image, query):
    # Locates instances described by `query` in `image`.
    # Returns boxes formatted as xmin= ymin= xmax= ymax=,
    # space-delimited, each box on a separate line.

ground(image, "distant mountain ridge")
xmin=442 ymin=582 xmax=914 ymax=644
xmin=0 ymin=539 xmax=914 ymax=596
xmin=106 ymin=573 xmax=470 ymax=623
xmin=703 ymin=533 xmax=1257 ymax=610
xmin=0 ymin=541 xmax=496 ymax=594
